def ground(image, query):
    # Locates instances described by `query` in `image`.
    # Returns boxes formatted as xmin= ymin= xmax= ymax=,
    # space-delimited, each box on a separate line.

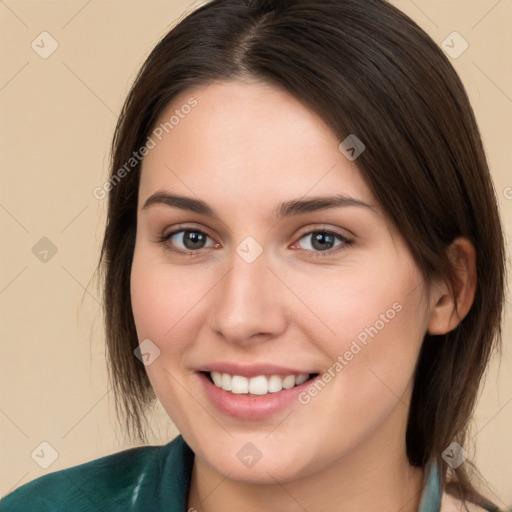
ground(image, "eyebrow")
xmin=142 ymin=191 xmax=376 ymax=219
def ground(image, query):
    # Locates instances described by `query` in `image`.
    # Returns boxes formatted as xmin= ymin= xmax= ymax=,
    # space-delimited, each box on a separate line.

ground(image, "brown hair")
xmin=96 ymin=0 xmax=506 ymax=507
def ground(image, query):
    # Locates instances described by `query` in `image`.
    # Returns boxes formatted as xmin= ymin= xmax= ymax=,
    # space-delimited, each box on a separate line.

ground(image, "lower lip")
xmin=197 ymin=372 xmax=318 ymax=420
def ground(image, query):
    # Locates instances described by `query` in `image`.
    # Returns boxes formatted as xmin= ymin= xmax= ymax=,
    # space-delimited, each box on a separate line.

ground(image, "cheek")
xmin=304 ymin=260 xmax=424 ymax=357
xmin=130 ymin=262 xmax=178 ymax=390
xmin=303 ymin=260 xmax=427 ymax=409
xmin=292 ymin=283 xmax=426 ymax=462
xmin=130 ymin=247 xmax=206 ymax=341
xmin=130 ymin=267 xmax=173 ymax=344
xmin=129 ymin=251 xmax=206 ymax=425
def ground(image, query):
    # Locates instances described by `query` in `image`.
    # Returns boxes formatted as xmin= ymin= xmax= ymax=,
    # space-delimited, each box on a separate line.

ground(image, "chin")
xmin=188 ymin=431 xmax=324 ymax=484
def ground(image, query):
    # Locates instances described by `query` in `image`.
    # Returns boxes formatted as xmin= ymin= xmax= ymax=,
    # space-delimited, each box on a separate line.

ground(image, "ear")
xmin=427 ymin=237 xmax=477 ymax=335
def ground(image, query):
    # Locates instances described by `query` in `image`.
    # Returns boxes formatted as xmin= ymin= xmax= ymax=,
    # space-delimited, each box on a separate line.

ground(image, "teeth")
xmin=221 ymin=373 xmax=232 ymax=391
xmin=268 ymin=375 xmax=283 ymax=393
xmin=249 ymin=375 xmax=268 ymax=395
xmin=295 ymin=373 xmax=308 ymax=385
xmin=282 ymin=375 xmax=296 ymax=389
xmin=211 ymin=371 xmax=223 ymax=387
xmin=231 ymin=375 xmax=249 ymax=394
xmin=209 ymin=372 xmax=310 ymax=395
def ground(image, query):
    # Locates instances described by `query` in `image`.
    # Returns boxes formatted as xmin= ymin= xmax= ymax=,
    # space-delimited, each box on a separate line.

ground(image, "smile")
xmin=196 ymin=362 xmax=321 ymax=419
xmin=206 ymin=371 xmax=315 ymax=395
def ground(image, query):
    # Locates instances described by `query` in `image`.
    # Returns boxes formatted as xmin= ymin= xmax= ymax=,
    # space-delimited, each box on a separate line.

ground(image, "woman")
xmin=1 ymin=0 xmax=508 ymax=511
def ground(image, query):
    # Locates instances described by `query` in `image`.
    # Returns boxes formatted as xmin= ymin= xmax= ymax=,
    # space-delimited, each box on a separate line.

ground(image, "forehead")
xmin=138 ymin=79 xmax=373 ymax=212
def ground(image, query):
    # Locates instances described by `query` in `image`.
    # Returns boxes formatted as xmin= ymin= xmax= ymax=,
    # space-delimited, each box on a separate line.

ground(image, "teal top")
xmin=0 ymin=434 xmax=499 ymax=512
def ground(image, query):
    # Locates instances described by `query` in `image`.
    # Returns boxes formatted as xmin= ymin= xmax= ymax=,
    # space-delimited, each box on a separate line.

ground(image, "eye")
xmin=156 ymin=226 xmax=353 ymax=257
xmin=157 ymin=228 xmax=217 ymax=254
xmin=292 ymin=229 xmax=352 ymax=256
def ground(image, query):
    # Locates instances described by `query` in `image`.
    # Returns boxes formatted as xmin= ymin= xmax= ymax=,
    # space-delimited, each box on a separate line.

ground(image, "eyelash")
xmin=155 ymin=225 xmax=354 ymax=258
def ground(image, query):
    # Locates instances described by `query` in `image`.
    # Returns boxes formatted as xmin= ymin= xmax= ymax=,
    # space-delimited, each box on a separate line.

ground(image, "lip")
xmin=196 ymin=362 xmax=317 ymax=378
xmin=196 ymin=370 xmax=320 ymax=420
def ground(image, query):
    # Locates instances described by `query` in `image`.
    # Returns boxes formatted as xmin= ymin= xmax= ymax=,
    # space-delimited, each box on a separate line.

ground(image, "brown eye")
xmin=296 ymin=230 xmax=351 ymax=253
xmin=159 ymin=229 xmax=216 ymax=253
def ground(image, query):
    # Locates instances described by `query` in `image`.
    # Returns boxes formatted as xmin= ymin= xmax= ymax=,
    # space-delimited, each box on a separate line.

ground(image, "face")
xmin=130 ymin=79 xmax=431 ymax=483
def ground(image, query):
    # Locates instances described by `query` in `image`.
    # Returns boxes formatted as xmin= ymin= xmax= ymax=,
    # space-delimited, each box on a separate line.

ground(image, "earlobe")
xmin=427 ymin=237 xmax=477 ymax=336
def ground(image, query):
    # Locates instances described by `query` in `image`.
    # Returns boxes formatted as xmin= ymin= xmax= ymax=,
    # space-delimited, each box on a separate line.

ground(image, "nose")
xmin=207 ymin=248 xmax=288 ymax=347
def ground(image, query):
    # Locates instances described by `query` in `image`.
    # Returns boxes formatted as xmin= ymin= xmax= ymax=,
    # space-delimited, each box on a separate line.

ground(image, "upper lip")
xmin=196 ymin=362 xmax=318 ymax=378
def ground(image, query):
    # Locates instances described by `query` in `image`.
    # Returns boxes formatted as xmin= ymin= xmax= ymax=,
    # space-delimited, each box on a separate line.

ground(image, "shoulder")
xmin=440 ymin=491 xmax=497 ymax=512
xmin=0 ymin=435 xmax=192 ymax=512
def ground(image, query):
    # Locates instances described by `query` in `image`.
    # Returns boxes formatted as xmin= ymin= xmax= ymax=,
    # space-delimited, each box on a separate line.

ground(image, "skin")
xmin=130 ymin=79 xmax=476 ymax=512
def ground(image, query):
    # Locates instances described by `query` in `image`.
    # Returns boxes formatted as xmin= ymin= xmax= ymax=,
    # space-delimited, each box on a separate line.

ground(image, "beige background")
xmin=1 ymin=0 xmax=511 ymax=506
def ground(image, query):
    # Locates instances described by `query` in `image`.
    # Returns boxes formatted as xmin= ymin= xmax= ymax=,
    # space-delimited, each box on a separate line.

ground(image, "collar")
xmin=418 ymin=459 xmax=443 ymax=512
